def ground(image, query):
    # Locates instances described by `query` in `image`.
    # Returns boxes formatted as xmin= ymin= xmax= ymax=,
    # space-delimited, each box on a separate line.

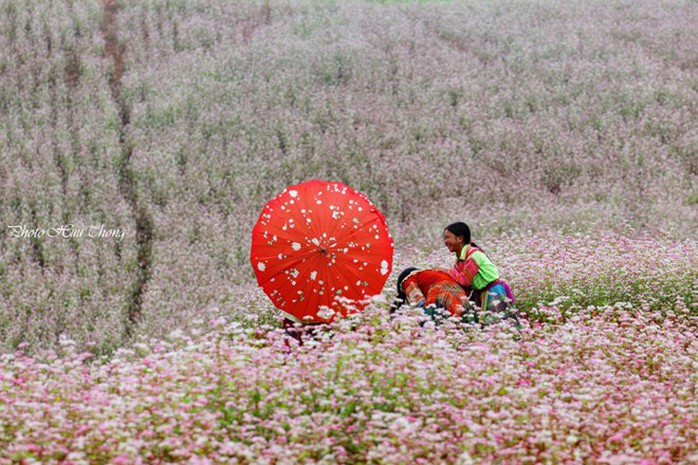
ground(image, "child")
xmin=393 ymin=267 xmax=469 ymax=319
xmin=443 ymin=222 xmax=519 ymax=326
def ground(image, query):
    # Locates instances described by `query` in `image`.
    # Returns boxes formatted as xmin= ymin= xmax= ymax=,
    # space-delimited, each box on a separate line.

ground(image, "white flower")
xmin=317 ymin=307 xmax=336 ymax=320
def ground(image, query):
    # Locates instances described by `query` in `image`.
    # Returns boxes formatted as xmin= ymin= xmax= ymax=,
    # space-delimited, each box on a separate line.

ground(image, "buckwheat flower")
xmin=133 ymin=343 xmax=149 ymax=356
xmin=317 ymin=307 xmax=336 ymax=320
xmin=58 ymin=335 xmax=76 ymax=347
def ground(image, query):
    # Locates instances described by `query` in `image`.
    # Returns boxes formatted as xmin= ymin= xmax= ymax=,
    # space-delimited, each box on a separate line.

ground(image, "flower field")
xmin=1 ymin=0 xmax=697 ymax=462
xmin=2 ymin=231 xmax=696 ymax=464
xmin=1 ymin=297 xmax=697 ymax=464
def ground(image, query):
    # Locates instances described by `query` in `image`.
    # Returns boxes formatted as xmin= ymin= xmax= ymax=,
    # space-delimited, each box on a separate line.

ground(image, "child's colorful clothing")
xmin=401 ymin=269 xmax=468 ymax=317
xmin=448 ymin=245 xmax=518 ymax=324
xmin=447 ymin=245 xmax=499 ymax=292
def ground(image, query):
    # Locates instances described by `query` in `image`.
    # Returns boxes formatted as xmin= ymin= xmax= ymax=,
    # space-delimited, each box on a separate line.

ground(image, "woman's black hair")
xmin=444 ymin=222 xmax=480 ymax=250
xmin=391 ymin=267 xmax=419 ymax=312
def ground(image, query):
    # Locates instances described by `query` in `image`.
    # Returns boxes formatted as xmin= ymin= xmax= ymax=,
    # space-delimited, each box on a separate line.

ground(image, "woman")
xmin=443 ymin=222 xmax=519 ymax=326
xmin=393 ymin=267 xmax=470 ymax=319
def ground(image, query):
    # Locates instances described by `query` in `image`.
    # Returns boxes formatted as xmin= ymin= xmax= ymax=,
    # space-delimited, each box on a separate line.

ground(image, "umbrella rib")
xmin=331 ymin=256 xmax=378 ymax=300
xmin=334 ymin=218 xmax=388 ymax=247
xmin=255 ymin=251 xmax=321 ymax=287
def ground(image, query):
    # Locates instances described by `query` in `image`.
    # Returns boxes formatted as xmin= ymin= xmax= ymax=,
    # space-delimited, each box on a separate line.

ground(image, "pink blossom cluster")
xmin=1 ymin=302 xmax=696 ymax=464
xmin=499 ymin=231 xmax=697 ymax=317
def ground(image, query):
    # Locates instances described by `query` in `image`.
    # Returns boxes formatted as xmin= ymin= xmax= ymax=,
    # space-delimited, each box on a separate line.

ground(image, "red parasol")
xmin=251 ymin=180 xmax=394 ymax=323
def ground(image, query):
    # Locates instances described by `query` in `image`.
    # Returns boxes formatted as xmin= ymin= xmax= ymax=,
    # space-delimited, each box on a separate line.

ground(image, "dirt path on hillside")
xmin=101 ymin=0 xmax=126 ymax=108
xmin=100 ymin=0 xmax=153 ymax=342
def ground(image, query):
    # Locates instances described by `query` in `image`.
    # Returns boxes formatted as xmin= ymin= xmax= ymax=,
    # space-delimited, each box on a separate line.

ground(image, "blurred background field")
xmin=1 ymin=0 xmax=696 ymax=355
